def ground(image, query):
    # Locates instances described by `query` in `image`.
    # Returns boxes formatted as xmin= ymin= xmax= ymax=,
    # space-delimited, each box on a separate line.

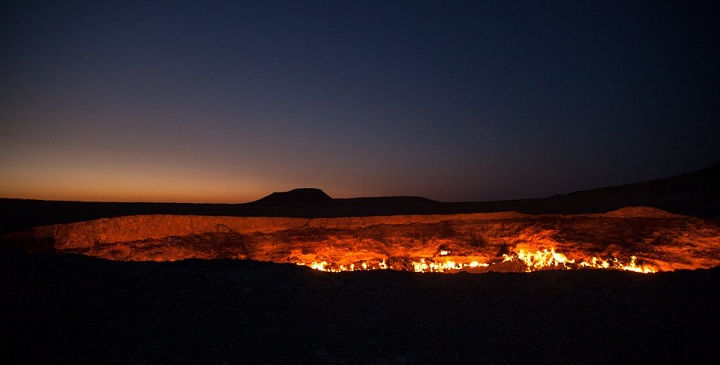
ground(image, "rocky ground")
xmin=5 ymin=207 xmax=719 ymax=272
xmin=3 ymin=252 xmax=719 ymax=364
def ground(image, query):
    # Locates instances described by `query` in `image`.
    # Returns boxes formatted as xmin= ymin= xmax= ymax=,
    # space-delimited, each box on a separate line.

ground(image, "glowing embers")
xmin=306 ymin=260 xmax=388 ymax=273
xmin=504 ymin=248 xmax=656 ymax=273
xmin=411 ymin=259 xmax=488 ymax=272
xmin=297 ymin=247 xmax=657 ymax=274
xmin=577 ymin=255 xmax=655 ymax=273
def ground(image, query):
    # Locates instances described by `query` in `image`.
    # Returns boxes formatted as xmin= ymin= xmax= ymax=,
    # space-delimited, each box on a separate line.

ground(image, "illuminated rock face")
xmin=3 ymin=207 xmax=719 ymax=272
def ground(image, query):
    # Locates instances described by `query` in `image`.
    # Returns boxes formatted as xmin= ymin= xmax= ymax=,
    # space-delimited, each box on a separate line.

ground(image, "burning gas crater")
xmin=297 ymin=248 xmax=656 ymax=274
xmin=3 ymin=208 xmax=719 ymax=273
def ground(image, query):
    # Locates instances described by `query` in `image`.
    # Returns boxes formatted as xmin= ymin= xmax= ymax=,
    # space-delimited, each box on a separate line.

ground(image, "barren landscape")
xmin=2 ymin=163 xmax=720 ymax=364
xmin=4 ymin=1 xmax=719 ymax=363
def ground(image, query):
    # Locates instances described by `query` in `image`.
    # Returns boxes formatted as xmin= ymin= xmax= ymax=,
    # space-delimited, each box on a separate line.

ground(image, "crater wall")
xmin=2 ymin=207 xmax=719 ymax=272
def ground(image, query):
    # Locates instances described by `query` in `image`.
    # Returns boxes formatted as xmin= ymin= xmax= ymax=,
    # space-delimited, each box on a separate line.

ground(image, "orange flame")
xmin=297 ymin=247 xmax=656 ymax=273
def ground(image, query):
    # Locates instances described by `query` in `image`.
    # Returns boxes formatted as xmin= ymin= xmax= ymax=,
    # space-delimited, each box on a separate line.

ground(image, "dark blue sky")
xmin=1 ymin=0 xmax=719 ymax=202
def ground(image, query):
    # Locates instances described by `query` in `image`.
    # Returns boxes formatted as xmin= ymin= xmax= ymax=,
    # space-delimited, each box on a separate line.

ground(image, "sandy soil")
xmin=3 ymin=252 xmax=719 ymax=364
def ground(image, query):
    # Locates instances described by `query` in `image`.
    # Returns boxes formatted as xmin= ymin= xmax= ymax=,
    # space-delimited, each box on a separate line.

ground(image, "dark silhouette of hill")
xmin=547 ymin=162 xmax=720 ymax=215
xmin=250 ymin=188 xmax=334 ymax=204
xmin=0 ymin=162 xmax=718 ymax=234
xmin=249 ymin=188 xmax=437 ymax=207
xmin=443 ymin=162 xmax=720 ymax=218
xmin=338 ymin=196 xmax=437 ymax=205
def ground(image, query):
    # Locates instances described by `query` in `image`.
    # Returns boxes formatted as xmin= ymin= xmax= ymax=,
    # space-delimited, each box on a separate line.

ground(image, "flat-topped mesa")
xmin=251 ymin=188 xmax=334 ymax=204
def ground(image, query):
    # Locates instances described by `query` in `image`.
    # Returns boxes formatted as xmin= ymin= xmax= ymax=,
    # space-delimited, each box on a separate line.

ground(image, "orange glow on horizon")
xmin=0 ymin=169 xmax=273 ymax=203
xmin=0 ymin=185 xmax=261 ymax=204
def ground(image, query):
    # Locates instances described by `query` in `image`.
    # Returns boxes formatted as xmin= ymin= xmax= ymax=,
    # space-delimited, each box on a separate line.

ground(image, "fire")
xmin=506 ymin=248 xmax=572 ymax=270
xmin=578 ymin=255 xmax=655 ymax=273
xmin=8 ymin=209 xmax=712 ymax=272
xmin=413 ymin=259 xmax=462 ymax=272
xmin=503 ymin=248 xmax=656 ymax=273
xmin=297 ymin=247 xmax=656 ymax=273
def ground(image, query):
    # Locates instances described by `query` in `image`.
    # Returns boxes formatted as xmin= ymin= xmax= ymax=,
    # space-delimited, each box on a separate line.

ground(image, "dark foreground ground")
xmin=2 ymin=253 xmax=719 ymax=364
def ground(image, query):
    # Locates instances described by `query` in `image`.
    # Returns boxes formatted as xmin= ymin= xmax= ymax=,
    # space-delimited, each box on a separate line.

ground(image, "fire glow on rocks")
xmin=297 ymin=248 xmax=656 ymax=273
xmin=2 ymin=207 xmax=718 ymax=273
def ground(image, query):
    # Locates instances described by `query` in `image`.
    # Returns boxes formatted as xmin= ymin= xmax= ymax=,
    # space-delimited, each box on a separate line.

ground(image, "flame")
xmin=577 ymin=255 xmax=655 ymax=273
xmin=504 ymin=248 xmax=572 ymax=270
xmin=413 ymin=259 xmax=459 ymax=272
xmin=11 ymin=209 xmax=715 ymax=272
xmin=297 ymin=247 xmax=656 ymax=274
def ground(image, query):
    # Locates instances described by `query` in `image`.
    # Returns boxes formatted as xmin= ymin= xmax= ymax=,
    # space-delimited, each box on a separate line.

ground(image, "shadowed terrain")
xmin=3 ymin=252 xmax=719 ymax=364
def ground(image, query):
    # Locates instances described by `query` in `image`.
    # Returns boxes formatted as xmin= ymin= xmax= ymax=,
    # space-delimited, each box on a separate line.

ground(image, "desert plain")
xmin=2 ymin=163 xmax=720 ymax=364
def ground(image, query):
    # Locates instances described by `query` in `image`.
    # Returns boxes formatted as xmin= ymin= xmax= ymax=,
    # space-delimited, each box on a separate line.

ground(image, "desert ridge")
xmin=1 ymin=162 xmax=718 ymax=237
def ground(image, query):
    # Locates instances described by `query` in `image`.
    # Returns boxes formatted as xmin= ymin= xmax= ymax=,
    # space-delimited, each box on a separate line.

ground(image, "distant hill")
xmin=491 ymin=162 xmax=720 ymax=217
xmin=0 ymin=162 xmax=718 ymax=234
xmin=249 ymin=188 xmax=437 ymax=206
xmin=250 ymin=188 xmax=334 ymax=204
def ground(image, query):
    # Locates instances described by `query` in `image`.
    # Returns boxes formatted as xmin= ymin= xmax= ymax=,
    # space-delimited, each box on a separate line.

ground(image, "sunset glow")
xmin=1 ymin=1 xmax=718 ymax=204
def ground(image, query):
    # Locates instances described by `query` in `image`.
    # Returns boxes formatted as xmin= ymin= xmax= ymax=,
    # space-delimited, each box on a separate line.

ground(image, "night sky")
xmin=2 ymin=1 xmax=719 ymax=203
